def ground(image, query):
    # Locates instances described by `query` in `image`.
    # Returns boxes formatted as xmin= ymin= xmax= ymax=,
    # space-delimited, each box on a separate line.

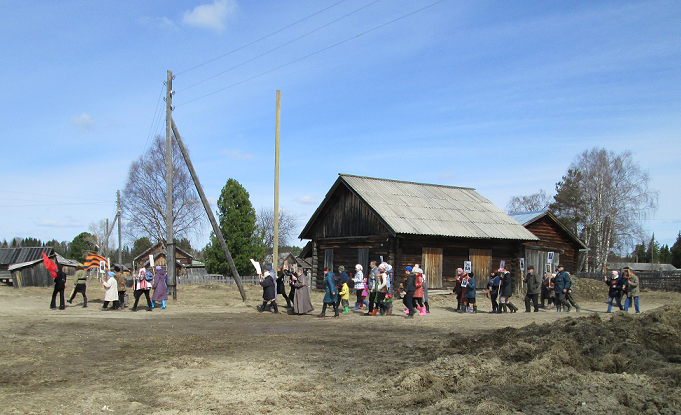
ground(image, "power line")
xmin=178 ymin=0 xmax=383 ymax=93
xmin=143 ymin=83 xmax=166 ymax=154
xmin=177 ymin=0 xmax=447 ymax=107
xmin=176 ymin=0 xmax=348 ymax=76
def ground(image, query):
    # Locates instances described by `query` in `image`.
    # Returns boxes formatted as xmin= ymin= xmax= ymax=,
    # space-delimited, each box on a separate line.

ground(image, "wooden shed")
xmin=509 ymin=210 xmax=587 ymax=274
xmin=0 ymin=247 xmax=65 ymax=288
xmin=299 ymin=175 xmax=539 ymax=290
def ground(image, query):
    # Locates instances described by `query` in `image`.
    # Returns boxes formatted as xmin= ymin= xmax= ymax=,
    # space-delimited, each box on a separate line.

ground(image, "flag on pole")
xmin=42 ymin=251 xmax=57 ymax=279
xmin=84 ymin=252 xmax=107 ymax=270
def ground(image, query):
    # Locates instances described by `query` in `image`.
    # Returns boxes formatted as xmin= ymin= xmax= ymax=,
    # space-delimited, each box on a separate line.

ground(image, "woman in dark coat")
xmin=151 ymin=266 xmax=168 ymax=309
xmin=317 ymin=267 xmax=338 ymax=317
xmin=259 ymin=270 xmax=277 ymax=313
xmin=291 ymin=269 xmax=314 ymax=315
xmin=499 ymin=267 xmax=518 ymax=313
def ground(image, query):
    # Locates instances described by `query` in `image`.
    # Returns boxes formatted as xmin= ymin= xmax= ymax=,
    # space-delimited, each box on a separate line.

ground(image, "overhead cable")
xmin=178 ymin=0 xmax=383 ymax=93
xmin=176 ymin=0 xmax=446 ymax=107
xmin=176 ymin=0 xmax=348 ymax=76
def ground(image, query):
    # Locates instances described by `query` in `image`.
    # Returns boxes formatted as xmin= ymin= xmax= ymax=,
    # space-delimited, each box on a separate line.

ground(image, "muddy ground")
xmin=1 ymin=278 xmax=680 ymax=415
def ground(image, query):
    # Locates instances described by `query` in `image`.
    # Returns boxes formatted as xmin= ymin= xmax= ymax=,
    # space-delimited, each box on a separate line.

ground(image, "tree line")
xmin=506 ymin=147 xmax=668 ymax=272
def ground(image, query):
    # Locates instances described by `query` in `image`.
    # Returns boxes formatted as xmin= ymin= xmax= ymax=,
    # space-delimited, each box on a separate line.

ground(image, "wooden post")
xmin=273 ymin=90 xmax=280 ymax=270
xmin=165 ymin=70 xmax=176 ymax=299
xmin=117 ymin=190 xmax=122 ymax=266
xmin=171 ymin=118 xmax=247 ymax=301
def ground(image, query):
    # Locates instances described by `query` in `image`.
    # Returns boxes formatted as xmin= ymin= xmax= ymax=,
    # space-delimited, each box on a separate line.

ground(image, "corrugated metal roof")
xmin=0 ymin=247 xmax=53 ymax=266
xmin=508 ymin=210 xmax=548 ymax=226
xmin=341 ymin=175 xmax=538 ymax=241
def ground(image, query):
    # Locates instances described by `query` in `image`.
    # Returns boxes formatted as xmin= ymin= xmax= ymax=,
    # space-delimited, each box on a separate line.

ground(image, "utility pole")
xmin=273 ymin=90 xmax=281 ymax=271
xmin=117 ymin=190 xmax=122 ymax=266
xmin=165 ymin=70 xmax=176 ymax=299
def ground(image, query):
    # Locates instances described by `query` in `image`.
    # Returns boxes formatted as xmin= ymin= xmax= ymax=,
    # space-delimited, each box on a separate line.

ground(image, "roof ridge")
xmin=339 ymin=173 xmax=475 ymax=191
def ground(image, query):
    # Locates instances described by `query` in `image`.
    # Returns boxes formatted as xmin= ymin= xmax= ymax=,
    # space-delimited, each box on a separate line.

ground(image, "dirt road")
xmin=1 ymin=282 xmax=679 ymax=414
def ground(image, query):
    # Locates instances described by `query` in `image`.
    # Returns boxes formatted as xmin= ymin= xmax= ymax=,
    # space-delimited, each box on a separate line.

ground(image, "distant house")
xmin=299 ymin=174 xmax=538 ymax=289
xmin=132 ymin=243 xmax=194 ymax=277
xmin=608 ymin=262 xmax=679 ymax=273
xmin=509 ymin=209 xmax=587 ymax=274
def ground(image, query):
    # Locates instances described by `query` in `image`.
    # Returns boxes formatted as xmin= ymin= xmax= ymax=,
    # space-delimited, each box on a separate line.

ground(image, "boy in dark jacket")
xmin=402 ymin=266 xmax=416 ymax=318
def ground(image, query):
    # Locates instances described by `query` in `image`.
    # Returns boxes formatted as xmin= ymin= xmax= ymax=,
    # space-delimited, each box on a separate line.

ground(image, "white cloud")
xmin=294 ymin=195 xmax=317 ymax=205
xmin=182 ymin=0 xmax=237 ymax=32
xmin=223 ymin=149 xmax=253 ymax=160
xmin=70 ymin=113 xmax=95 ymax=132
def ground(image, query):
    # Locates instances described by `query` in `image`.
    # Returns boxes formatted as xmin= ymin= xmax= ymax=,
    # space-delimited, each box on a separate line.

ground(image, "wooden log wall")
xmin=308 ymin=185 xmax=391 ymax=239
xmin=525 ymin=217 xmax=580 ymax=272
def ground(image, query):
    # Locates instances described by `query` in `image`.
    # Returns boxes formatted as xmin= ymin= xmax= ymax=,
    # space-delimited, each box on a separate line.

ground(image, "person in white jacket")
xmin=101 ymin=271 xmax=119 ymax=311
xmin=351 ymin=264 xmax=368 ymax=310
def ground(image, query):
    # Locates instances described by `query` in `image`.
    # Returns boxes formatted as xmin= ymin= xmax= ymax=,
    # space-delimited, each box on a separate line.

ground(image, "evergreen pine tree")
xmin=204 ymin=179 xmax=265 ymax=276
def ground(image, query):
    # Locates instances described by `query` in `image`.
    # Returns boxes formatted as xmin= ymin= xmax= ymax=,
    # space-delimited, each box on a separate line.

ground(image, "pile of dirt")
xmin=379 ymin=305 xmax=681 ymax=414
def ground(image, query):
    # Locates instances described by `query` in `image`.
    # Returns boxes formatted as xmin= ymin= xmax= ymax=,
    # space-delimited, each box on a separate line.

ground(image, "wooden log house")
xmin=509 ymin=210 xmax=587 ymax=274
xmin=299 ymin=175 xmax=539 ymax=290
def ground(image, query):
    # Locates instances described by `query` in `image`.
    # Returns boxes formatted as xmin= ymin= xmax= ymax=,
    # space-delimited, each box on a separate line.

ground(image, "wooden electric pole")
xmin=273 ymin=90 xmax=281 ymax=270
xmin=171 ymin=119 xmax=247 ymax=301
xmin=165 ymin=70 xmax=176 ymax=299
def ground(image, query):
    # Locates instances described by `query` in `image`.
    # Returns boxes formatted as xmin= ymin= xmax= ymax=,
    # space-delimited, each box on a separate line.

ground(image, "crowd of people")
xmin=257 ymin=261 xmax=645 ymax=318
xmin=49 ymin=263 xmax=169 ymax=312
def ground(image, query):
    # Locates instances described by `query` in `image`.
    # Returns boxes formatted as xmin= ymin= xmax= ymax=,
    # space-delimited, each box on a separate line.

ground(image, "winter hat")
xmin=405 ymin=266 xmax=413 ymax=272
xmin=611 ymin=270 xmax=619 ymax=278
xmin=413 ymin=266 xmax=423 ymax=274
xmin=338 ymin=265 xmax=345 ymax=272
xmin=156 ymin=266 xmax=162 ymax=270
xmin=355 ymin=264 xmax=363 ymax=271
xmin=457 ymin=268 xmax=464 ymax=276
xmin=107 ymin=271 xmax=114 ymax=277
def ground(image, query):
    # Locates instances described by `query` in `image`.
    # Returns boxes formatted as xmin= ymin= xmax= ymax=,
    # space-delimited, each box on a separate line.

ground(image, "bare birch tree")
xmin=121 ymin=135 xmax=204 ymax=244
xmin=506 ymin=190 xmax=553 ymax=214
xmin=256 ymin=207 xmax=298 ymax=254
xmin=552 ymin=148 xmax=657 ymax=272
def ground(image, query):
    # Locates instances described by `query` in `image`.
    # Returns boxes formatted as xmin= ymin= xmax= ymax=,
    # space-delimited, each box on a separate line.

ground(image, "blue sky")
xmin=1 ymin=0 xmax=679 ymax=251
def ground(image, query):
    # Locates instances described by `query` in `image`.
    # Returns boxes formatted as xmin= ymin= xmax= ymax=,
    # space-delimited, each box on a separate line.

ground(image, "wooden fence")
xmin=575 ymin=271 xmax=681 ymax=293
xmin=177 ymin=274 xmax=261 ymax=286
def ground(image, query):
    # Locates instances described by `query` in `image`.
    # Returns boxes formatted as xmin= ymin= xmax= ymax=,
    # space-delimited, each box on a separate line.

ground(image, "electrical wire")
xmin=143 ymin=83 xmax=166 ymax=154
xmin=177 ymin=0 xmax=383 ymax=93
xmin=176 ymin=0 xmax=447 ymax=107
xmin=176 ymin=0 xmax=348 ymax=76
xmin=0 ymin=190 xmax=113 ymax=203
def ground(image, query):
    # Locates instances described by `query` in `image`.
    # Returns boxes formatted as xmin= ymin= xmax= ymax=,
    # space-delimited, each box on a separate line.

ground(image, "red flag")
xmin=42 ymin=251 xmax=57 ymax=279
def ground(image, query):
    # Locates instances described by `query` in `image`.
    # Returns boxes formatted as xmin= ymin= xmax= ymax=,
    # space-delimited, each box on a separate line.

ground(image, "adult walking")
xmin=487 ymin=271 xmax=500 ymax=313
xmin=622 ymin=267 xmax=641 ymax=313
xmin=523 ymin=266 xmax=541 ymax=312
xmin=499 ymin=266 xmax=518 ymax=313
xmin=365 ymin=261 xmax=379 ymax=315
xmin=318 ymin=267 xmax=338 ymax=318
xmin=113 ymin=265 xmax=126 ymax=309
xmin=151 ymin=265 xmax=168 ymax=309
xmin=131 ymin=267 xmax=153 ymax=312
xmin=402 ymin=266 xmax=416 ymax=318
xmin=101 ymin=271 xmax=119 ymax=310
xmin=258 ymin=269 xmax=277 ymax=313
xmin=67 ymin=264 xmax=88 ymax=307
xmin=554 ymin=264 xmax=572 ymax=312
xmin=276 ymin=267 xmax=291 ymax=308
xmin=290 ymin=269 xmax=314 ymax=315
xmin=50 ymin=264 xmax=67 ymax=310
